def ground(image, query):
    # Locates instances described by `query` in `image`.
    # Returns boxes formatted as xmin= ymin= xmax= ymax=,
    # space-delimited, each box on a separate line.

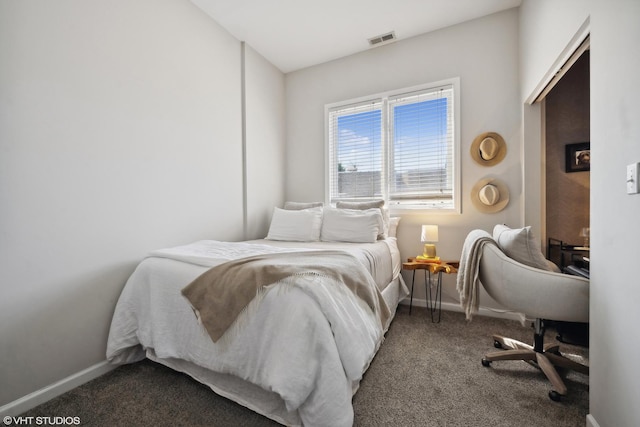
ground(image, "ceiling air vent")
xmin=368 ymin=31 xmax=396 ymax=47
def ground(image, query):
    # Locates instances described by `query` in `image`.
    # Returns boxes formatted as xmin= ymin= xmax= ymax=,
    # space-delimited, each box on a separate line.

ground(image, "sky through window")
xmin=336 ymin=98 xmax=448 ymax=174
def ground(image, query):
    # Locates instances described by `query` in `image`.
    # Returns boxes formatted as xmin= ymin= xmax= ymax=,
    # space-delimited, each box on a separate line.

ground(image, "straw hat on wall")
xmin=471 ymin=178 xmax=509 ymax=213
xmin=470 ymin=132 xmax=507 ymax=166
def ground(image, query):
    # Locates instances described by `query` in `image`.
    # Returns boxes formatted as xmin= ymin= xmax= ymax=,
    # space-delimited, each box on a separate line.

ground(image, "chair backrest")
xmin=478 ymin=243 xmax=589 ymax=323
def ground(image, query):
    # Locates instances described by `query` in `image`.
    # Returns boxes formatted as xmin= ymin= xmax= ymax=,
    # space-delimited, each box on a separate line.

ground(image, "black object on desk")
xmin=547 ymin=238 xmax=590 ymax=270
xmin=563 ymin=264 xmax=590 ymax=279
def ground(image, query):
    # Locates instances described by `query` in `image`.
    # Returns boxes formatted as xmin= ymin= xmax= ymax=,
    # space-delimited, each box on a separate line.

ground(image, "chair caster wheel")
xmin=493 ymin=340 xmax=503 ymax=349
xmin=481 ymin=358 xmax=492 ymax=367
xmin=549 ymin=390 xmax=562 ymax=402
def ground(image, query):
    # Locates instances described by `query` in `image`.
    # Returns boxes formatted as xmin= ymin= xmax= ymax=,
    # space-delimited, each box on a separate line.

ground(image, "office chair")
xmin=475 ymin=241 xmax=589 ymax=401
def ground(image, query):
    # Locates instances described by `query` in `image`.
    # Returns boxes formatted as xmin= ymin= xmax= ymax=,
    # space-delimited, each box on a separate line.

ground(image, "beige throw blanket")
xmin=182 ymin=250 xmax=390 ymax=342
xmin=456 ymin=229 xmax=496 ymax=320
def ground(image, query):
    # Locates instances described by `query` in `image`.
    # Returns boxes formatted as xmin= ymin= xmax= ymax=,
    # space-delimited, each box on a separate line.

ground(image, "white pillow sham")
xmin=266 ymin=207 xmax=323 ymax=242
xmin=335 ymin=200 xmax=389 ymax=239
xmin=320 ymin=207 xmax=382 ymax=243
xmin=493 ymin=224 xmax=557 ymax=271
xmin=283 ymin=201 xmax=324 ymax=210
xmin=387 ymin=217 xmax=401 ymax=238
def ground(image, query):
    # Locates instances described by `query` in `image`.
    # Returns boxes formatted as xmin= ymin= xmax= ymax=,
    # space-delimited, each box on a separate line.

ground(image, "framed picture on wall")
xmin=565 ymin=142 xmax=590 ymax=173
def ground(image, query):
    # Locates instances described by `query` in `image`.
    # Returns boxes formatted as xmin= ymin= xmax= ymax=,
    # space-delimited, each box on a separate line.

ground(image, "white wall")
xmin=0 ymin=0 xmax=284 ymax=409
xmin=244 ymin=44 xmax=286 ymax=239
xmin=285 ymin=9 xmax=521 ymax=305
xmin=518 ymin=1 xmax=589 ymax=240
xmin=589 ymin=2 xmax=640 ymax=426
xmin=520 ymin=1 xmax=640 ymax=426
xmin=519 ymin=1 xmax=590 ymax=103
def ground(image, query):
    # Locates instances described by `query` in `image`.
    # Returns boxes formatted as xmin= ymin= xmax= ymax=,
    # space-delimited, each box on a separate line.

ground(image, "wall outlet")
xmin=628 ymin=163 xmax=640 ymax=194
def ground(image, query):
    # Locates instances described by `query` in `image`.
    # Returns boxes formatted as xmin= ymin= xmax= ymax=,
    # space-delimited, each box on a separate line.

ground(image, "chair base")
xmin=482 ymin=333 xmax=589 ymax=400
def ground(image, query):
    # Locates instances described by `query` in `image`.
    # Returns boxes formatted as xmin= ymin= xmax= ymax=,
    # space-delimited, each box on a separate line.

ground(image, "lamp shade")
xmin=421 ymin=225 xmax=439 ymax=243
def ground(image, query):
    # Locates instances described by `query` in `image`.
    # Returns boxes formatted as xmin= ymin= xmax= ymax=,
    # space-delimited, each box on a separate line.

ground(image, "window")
xmin=326 ymin=79 xmax=459 ymax=211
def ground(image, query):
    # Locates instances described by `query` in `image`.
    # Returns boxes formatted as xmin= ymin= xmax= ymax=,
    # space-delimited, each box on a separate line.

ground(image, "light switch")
xmin=628 ymin=162 xmax=640 ymax=194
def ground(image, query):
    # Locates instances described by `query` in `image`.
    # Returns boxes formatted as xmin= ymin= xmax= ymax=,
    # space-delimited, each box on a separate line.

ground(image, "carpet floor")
xmin=21 ymin=305 xmax=589 ymax=426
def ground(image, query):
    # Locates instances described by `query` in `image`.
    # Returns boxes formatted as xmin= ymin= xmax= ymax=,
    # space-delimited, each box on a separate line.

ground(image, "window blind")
xmin=326 ymin=80 xmax=457 ymax=210
xmin=328 ymin=100 xmax=383 ymax=202
xmin=388 ymin=85 xmax=454 ymax=207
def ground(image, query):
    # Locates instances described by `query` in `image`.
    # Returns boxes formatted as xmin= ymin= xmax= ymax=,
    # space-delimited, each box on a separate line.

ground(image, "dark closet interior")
xmin=544 ymin=49 xmax=590 ymax=268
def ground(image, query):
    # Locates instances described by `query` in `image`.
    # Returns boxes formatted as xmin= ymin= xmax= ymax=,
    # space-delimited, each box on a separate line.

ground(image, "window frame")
xmin=324 ymin=78 xmax=461 ymax=213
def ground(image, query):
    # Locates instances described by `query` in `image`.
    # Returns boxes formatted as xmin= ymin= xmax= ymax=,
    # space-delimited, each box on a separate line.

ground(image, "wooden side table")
xmin=403 ymin=258 xmax=459 ymax=323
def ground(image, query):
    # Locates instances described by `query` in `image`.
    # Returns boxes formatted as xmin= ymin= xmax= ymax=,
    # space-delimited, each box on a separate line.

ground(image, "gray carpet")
xmin=21 ymin=306 xmax=588 ymax=426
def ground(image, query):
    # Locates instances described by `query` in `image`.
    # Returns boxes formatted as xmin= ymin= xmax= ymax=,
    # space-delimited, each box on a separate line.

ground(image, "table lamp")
xmin=579 ymin=227 xmax=590 ymax=248
xmin=418 ymin=225 xmax=439 ymax=261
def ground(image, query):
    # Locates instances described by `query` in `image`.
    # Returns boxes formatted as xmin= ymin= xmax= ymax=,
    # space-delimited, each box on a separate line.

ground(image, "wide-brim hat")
xmin=471 ymin=178 xmax=509 ymax=213
xmin=470 ymin=132 xmax=507 ymax=166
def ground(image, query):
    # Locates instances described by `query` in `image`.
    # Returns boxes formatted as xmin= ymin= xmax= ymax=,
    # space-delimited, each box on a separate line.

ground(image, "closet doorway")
xmin=543 ymin=43 xmax=590 ymax=268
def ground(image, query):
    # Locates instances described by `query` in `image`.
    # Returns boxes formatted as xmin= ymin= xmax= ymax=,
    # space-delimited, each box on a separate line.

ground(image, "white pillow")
xmin=492 ymin=224 xmax=554 ymax=271
xmin=335 ymin=200 xmax=384 ymax=210
xmin=387 ymin=217 xmax=401 ymax=238
xmin=320 ymin=207 xmax=382 ymax=243
xmin=266 ymin=207 xmax=323 ymax=241
xmin=335 ymin=200 xmax=389 ymax=239
xmin=283 ymin=201 xmax=324 ymax=210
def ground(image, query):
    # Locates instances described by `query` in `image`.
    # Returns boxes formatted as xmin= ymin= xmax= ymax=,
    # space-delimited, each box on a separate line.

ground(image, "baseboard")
xmin=586 ymin=414 xmax=600 ymax=427
xmin=0 ymin=361 xmax=116 ymax=418
xmin=400 ymin=298 xmax=527 ymax=324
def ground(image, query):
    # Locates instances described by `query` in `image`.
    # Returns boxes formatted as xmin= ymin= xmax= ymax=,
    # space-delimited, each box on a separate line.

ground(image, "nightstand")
xmin=402 ymin=259 xmax=459 ymax=323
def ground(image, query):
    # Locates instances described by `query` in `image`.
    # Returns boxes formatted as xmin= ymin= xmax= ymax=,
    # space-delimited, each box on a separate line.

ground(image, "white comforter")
xmin=106 ymin=240 xmax=392 ymax=426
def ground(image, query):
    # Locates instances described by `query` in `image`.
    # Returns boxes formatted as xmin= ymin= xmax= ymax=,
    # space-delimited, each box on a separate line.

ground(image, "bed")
xmin=106 ymin=203 xmax=407 ymax=426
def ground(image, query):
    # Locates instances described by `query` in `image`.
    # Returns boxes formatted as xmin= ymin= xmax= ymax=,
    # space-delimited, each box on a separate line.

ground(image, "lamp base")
xmin=422 ymin=243 xmax=437 ymax=258
xmin=416 ymin=255 xmax=441 ymax=262
xmin=416 ymin=243 xmax=439 ymax=262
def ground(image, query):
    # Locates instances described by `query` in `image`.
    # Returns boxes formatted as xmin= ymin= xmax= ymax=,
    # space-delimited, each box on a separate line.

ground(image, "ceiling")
xmin=191 ymin=0 xmax=522 ymax=73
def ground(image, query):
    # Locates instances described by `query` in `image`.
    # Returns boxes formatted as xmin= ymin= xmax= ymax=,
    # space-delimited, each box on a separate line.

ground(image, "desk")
xmin=403 ymin=259 xmax=458 ymax=323
xmin=547 ymin=238 xmax=589 ymax=270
